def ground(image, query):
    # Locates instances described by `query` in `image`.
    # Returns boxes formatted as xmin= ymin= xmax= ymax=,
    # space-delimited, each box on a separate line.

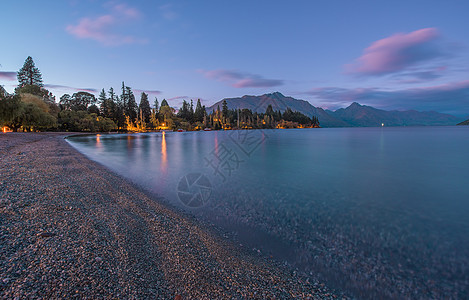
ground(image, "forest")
xmin=1 ymin=57 xmax=319 ymax=132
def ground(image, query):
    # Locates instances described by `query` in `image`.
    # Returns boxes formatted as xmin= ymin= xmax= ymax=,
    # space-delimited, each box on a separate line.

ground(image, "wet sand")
xmin=0 ymin=133 xmax=341 ymax=299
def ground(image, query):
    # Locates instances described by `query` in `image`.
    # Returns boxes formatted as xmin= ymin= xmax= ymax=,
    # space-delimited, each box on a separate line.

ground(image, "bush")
xmin=58 ymin=110 xmax=116 ymax=132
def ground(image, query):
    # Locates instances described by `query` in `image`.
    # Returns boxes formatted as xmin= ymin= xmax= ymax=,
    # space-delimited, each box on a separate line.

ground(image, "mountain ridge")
xmin=207 ymin=92 xmax=463 ymax=127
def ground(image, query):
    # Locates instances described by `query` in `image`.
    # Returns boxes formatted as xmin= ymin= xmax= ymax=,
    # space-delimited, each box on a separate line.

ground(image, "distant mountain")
xmin=207 ymin=92 xmax=348 ymax=127
xmin=332 ymin=102 xmax=461 ymax=127
xmin=207 ymin=92 xmax=462 ymax=127
xmin=458 ymin=119 xmax=469 ymax=125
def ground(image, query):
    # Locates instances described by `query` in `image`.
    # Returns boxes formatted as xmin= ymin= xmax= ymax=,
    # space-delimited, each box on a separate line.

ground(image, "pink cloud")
xmin=167 ymin=96 xmax=189 ymax=101
xmin=112 ymin=3 xmax=141 ymax=19
xmin=159 ymin=4 xmax=178 ymax=20
xmin=200 ymin=69 xmax=283 ymax=88
xmin=0 ymin=71 xmax=16 ymax=81
xmin=134 ymin=89 xmax=162 ymax=98
xmin=66 ymin=3 xmax=146 ymax=46
xmin=346 ymin=28 xmax=443 ymax=76
xmin=44 ymin=84 xmax=97 ymax=93
xmin=232 ymin=78 xmax=283 ymax=88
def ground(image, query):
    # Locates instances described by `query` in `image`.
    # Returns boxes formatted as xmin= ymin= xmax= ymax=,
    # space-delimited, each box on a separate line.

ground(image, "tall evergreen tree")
xmin=120 ymin=82 xmax=127 ymax=110
xmin=98 ymin=89 xmax=107 ymax=115
xmin=139 ymin=92 xmax=151 ymax=123
xmin=177 ymin=100 xmax=190 ymax=120
xmin=194 ymin=99 xmax=204 ymax=122
xmin=222 ymin=100 xmax=229 ymax=117
xmin=154 ymin=98 xmax=159 ymax=111
xmin=265 ymin=104 xmax=274 ymax=116
xmin=161 ymin=99 xmax=169 ymax=107
xmin=125 ymin=86 xmax=138 ymax=122
xmin=107 ymin=87 xmax=118 ymax=120
xmin=190 ymin=99 xmax=194 ymax=123
xmin=17 ymin=56 xmax=43 ymax=87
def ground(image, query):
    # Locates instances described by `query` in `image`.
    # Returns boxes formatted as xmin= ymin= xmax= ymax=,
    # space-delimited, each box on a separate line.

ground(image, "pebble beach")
xmin=0 ymin=133 xmax=342 ymax=299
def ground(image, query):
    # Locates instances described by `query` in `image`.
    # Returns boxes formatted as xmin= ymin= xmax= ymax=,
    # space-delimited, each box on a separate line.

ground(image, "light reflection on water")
xmin=161 ymin=131 xmax=167 ymax=174
xmin=68 ymin=127 xmax=469 ymax=299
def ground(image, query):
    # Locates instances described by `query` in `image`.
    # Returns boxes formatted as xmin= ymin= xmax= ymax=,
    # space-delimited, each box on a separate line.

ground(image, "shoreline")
xmin=0 ymin=132 xmax=340 ymax=298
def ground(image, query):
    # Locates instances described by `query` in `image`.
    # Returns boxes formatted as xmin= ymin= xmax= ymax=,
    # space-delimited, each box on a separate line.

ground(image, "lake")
xmin=67 ymin=127 xmax=469 ymax=299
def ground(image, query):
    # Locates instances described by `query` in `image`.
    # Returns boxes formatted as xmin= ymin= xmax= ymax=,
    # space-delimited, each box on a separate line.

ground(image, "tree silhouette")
xmin=161 ymin=99 xmax=169 ymax=107
xmin=139 ymin=92 xmax=151 ymax=123
xmin=17 ymin=56 xmax=43 ymax=87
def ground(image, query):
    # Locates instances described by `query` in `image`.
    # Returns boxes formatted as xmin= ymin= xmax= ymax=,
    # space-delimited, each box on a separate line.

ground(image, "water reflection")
xmin=161 ymin=131 xmax=167 ymax=174
xmin=95 ymin=134 xmax=102 ymax=149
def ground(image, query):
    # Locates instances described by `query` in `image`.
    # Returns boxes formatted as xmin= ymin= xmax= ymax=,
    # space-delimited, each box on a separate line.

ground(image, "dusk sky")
xmin=1 ymin=1 xmax=468 ymax=116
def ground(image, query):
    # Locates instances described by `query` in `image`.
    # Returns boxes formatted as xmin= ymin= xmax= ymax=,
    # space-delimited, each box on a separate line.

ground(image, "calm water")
xmin=68 ymin=127 xmax=469 ymax=299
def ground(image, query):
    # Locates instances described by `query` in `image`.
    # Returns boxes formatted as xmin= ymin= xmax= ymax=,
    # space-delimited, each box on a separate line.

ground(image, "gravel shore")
xmin=0 ymin=133 xmax=341 ymax=299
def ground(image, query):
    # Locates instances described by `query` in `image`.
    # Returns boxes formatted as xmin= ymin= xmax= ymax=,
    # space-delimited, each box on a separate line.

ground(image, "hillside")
xmin=207 ymin=92 xmax=348 ymax=127
xmin=207 ymin=92 xmax=462 ymax=127
xmin=458 ymin=119 xmax=469 ymax=125
xmin=331 ymin=102 xmax=461 ymax=127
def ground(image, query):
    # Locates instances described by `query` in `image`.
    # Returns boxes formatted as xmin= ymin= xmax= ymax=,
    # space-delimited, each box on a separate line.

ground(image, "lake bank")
xmin=0 ymin=132 xmax=339 ymax=299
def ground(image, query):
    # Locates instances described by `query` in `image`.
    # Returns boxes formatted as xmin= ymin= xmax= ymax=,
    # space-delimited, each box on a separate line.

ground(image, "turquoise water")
xmin=68 ymin=127 xmax=469 ymax=299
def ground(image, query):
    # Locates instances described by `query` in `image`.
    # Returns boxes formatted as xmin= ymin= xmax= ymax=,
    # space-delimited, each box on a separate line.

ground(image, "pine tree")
xmin=17 ymin=56 xmax=43 ymax=87
xmin=189 ymin=99 xmax=194 ymax=123
xmin=222 ymin=100 xmax=229 ymax=118
xmin=177 ymin=100 xmax=190 ymax=120
xmin=125 ymin=86 xmax=138 ymax=123
xmin=194 ymin=99 xmax=204 ymax=122
xmin=139 ymin=92 xmax=151 ymax=124
xmin=154 ymin=98 xmax=159 ymax=111
xmin=121 ymin=82 xmax=127 ymax=110
xmin=161 ymin=99 xmax=169 ymax=107
xmin=113 ymin=87 xmax=125 ymax=130
xmin=265 ymin=104 xmax=274 ymax=117
xmin=98 ymin=89 xmax=107 ymax=116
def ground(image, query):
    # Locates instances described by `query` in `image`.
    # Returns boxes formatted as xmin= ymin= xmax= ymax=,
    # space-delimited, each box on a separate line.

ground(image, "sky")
xmin=1 ymin=0 xmax=468 ymax=116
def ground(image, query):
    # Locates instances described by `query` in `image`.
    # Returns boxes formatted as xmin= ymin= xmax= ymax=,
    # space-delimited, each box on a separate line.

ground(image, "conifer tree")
xmin=161 ymin=99 xmax=169 ymax=107
xmin=154 ymin=98 xmax=159 ymax=111
xmin=98 ymin=89 xmax=107 ymax=115
xmin=194 ymin=99 xmax=204 ymax=122
xmin=17 ymin=56 xmax=43 ymax=87
xmin=139 ymin=92 xmax=151 ymax=123
xmin=125 ymin=86 xmax=138 ymax=122
xmin=222 ymin=100 xmax=229 ymax=118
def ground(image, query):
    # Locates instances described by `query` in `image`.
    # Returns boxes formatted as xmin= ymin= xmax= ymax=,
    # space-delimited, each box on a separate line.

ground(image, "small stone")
xmin=37 ymin=232 xmax=56 ymax=238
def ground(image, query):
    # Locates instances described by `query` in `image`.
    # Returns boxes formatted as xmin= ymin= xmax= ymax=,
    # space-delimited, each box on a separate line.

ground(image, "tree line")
xmin=1 ymin=56 xmax=319 ymax=132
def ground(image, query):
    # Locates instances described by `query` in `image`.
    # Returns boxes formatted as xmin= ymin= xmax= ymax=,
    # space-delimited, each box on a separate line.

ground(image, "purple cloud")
xmin=391 ymin=66 xmax=448 ymax=84
xmin=167 ymin=96 xmax=189 ymax=101
xmin=111 ymin=3 xmax=141 ymax=19
xmin=134 ymin=89 xmax=162 ymax=98
xmin=346 ymin=28 xmax=443 ymax=76
xmin=307 ymin=80 xmax=469 ymax=116
xmin=159 ymin=4 xmax=178 ymax=20
xmin=44 ymin=84 xmax=97 ymax=93
xmin=66 ymin=3 xmax=147 ymax=46
xmin=0 ymin=71 xmax=16 ymax=81
xmin=200 ymin=69 xmax=283 ymax=88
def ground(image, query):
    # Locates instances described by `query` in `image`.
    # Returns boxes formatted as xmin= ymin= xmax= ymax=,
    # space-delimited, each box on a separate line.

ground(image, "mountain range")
xmin=207 ymin=92 xmax=463 ymax=127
